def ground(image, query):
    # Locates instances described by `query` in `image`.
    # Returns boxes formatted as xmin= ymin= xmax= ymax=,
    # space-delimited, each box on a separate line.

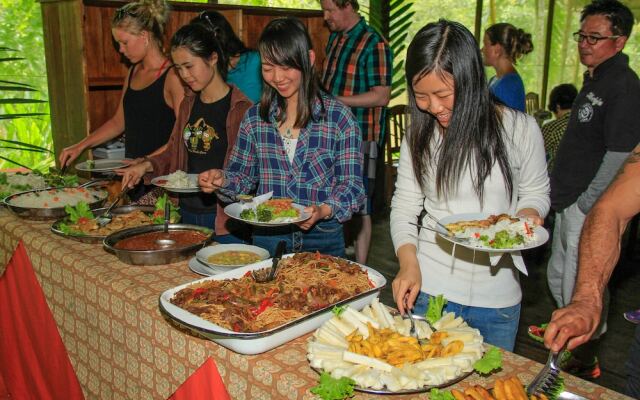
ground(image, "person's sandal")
xmin=527 ymin=323 xmax=548 ymax=343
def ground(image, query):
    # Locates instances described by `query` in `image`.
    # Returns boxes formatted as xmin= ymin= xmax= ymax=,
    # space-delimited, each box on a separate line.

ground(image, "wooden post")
xmin=39 ymin=0 xmax=89 ymax=167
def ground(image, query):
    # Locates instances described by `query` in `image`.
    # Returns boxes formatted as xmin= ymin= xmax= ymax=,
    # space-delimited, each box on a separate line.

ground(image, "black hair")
xmin=581 ymin=0 xmax=634 ymax=37
xmin=405 ymin=19 xmax=512 ymax=204
xmin=170 ymin=23 xmax=228 ymax=81
xmin=548 ymin=83 xmax=578 ymax=113
xmin=192 ymin=11 xmax=250 ymax=74
xmin=257 ymin=17 xmax=323 ymax=129
xmin=485 ymin=23 xmax=534 ymax=63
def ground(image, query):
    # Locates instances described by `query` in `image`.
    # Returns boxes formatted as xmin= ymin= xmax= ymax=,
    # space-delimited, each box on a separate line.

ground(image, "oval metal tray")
xmin=3 ymin=186 xmax=108 ymax=220
xmin=51 ymin=205 xmax=155 ymax=243
xmin=103 ymin=224 xmax=213 ymax=265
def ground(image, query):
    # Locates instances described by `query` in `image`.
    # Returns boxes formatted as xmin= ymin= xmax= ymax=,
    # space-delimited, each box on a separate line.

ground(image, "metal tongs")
xmin=408 ymin=221 xmax=470 ymax=244
xmin=526 ymin=348 xmax=565 ymax=397
xmin=252 ymin=240 xmax=286 ymax=283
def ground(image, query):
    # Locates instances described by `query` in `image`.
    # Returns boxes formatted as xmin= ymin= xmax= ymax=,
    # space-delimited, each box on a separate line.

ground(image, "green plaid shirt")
xmin=542 ymin=112 xmax=570 ymax=172
xmin=322 ymin=17 xmax=392 ymax=144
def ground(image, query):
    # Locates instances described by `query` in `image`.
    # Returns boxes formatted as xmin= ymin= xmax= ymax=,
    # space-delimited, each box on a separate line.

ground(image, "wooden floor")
xmin=361 ymin=209 xmax=640 ymax=395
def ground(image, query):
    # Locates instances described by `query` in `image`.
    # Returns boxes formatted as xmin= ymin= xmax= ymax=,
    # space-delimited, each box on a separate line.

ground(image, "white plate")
xmin=151 ymin=174 xmax=200 ymax=193
xmin=224 ymin=202 xmax=311 ymax=227
xmin=187 ymin=256 xmax=220 ymax=276
xmin=435 ymin=212 xmax=549 ymax=253
xmin=195 ymin=244 xmax=270 ymax=269
xmin=75 ymin=159 xmax=129 ymax=172
xmin=159 ymin=255 xmax=386 ymax=354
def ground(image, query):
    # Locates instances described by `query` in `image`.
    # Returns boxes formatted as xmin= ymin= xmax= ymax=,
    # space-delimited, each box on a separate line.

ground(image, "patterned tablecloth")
xmin=0 ymin=209 xmax=631 ymax=400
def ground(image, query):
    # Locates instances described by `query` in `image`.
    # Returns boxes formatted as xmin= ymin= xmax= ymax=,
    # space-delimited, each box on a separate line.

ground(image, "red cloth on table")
xmin=167 ymin=357 xmax=230 ymax=400
xmin=0 ymin=241 xmax=84 ymax=400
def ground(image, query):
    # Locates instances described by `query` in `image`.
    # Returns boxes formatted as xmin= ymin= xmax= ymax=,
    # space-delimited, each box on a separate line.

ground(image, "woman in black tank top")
xmin=58 ymin=0 xmax=183 ymax=201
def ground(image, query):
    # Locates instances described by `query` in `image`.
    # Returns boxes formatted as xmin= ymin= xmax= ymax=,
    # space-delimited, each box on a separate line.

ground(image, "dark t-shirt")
xmin=180 ymin=91 xmax=231 ymax=213
xmin=551 ymin=53 xmax=640 ymax=211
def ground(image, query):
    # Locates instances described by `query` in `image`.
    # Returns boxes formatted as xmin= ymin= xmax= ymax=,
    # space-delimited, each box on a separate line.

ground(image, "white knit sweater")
xmin=390 ymin=110 xmax=550 ymax=308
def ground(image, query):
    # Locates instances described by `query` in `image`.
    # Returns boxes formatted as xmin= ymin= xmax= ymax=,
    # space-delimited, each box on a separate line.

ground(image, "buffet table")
xmin=0 ymin=209 xmax=631 ymax=400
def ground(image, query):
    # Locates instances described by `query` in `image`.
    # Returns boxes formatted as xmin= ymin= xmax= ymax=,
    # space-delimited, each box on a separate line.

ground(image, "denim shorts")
xmin=413 ymin=291 xmax=521 ymax=352
xmin=253 ymin=218 xmax=345 ymax=257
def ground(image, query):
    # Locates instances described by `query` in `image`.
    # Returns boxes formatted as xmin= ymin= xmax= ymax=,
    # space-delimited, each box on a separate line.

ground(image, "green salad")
xmin=478 ymin=230 xmax=525 ymax=249
xmin=239 ymin=199 xmax=299 ymax=222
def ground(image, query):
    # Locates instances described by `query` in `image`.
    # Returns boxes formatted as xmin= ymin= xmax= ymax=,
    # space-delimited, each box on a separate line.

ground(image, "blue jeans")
xmin=253 ymin=219 xmax=345 ymax=257
xmin=180 ymin=208 xmax=246 ymax=244
xmin=413 ymin=291 xmax=521 ymax=352
xmin=625 ymin=324 xmax=640 ymax=397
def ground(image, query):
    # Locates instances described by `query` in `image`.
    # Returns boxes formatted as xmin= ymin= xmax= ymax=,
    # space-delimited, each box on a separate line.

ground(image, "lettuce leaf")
xmin=310 ymin=372 xmax=355 ymax=400
xmin=473 ymin=346 xmax=502 ymax=374
xmin=428 ymin=388 xmax=455 ymax=400
xmin=332 ymin=305 xmax=347 ymax=317
xmin=65 ymin=202 xmax=94 ymax=223
xmin=426 ymin=294 xmax=447 ymax=325
xmin=153 ymin=194 xmax=180 ymax=223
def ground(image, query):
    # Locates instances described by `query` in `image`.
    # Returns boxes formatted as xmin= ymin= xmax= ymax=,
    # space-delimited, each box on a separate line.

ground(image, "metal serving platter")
xmin=103 ymin=224 xmax=213 ymax=265
xmin=158 ymin=255 xmax=387 ymax=355
xmin=3 ymin=186 xmax=109 ymax=220
xmin=51 ymin=205 xmax=155 ymax=244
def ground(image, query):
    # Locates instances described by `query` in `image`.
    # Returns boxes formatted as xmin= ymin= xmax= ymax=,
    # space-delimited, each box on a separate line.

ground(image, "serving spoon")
xmin=252 ymin=240 xmax=286 ymax=283
xmin=96 ymin=187 xmax=129 ymax=227
xmin=156 ymin=199 xmax=176 ymax=248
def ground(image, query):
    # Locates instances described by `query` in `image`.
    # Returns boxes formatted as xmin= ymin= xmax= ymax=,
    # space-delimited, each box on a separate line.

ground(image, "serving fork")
xmin=526 ymin=348 xmax=564 ymax=397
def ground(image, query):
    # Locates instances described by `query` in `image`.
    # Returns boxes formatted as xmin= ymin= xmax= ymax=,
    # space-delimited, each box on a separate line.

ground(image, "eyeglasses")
xmin=572 ymin=31 xmax=621 ymax=45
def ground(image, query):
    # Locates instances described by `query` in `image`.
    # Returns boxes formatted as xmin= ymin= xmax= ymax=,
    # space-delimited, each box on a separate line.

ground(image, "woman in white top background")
xmin=390 ymin=19 xmax=549 ymax=351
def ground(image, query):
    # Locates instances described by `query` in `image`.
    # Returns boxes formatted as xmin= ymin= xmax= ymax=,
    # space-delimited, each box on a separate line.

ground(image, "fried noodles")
xmin=170 ymin=252 xmax=372 ymax=332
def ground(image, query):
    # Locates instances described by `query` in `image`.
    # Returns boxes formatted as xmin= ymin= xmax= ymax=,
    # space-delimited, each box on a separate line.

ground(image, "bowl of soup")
xmin=103 ymin=224 xmax=213 ymax=265
xmin=196 ymin=244 xmax=270 ymax=271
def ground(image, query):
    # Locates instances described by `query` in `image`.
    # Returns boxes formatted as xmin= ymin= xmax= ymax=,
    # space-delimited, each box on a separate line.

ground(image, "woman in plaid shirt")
xmin=199 ymin=18 xmax=366 ymax=257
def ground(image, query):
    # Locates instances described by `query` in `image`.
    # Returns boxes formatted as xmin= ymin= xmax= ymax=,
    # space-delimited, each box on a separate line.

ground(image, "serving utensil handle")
xmin=163 ymin=197 xmax=170 ymax=233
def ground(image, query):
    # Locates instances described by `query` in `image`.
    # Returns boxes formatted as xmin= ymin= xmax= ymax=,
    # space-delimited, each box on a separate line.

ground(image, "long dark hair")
xmin=257 ymin=17 xmax=322 ymax=128
xmin=405 ymin=19 xmax=512 ymax=204
xmin=170 ymin=23 xmax=228 ymax=81
xmin=192 ymin=10 xmax=250 ymax=74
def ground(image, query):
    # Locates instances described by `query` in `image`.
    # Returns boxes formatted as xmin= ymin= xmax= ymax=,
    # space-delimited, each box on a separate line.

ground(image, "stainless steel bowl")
xmin=103 ymin=224 xmax=213 ymax=265
xmin=3 ymin=187 xmax=109 ymax=220
xmin=51 ymin=205 xmax=156 ymax=244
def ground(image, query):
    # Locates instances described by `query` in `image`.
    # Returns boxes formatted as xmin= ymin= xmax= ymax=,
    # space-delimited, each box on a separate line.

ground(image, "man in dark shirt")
xmin=545 ymin=0 xmax=640 ymax=378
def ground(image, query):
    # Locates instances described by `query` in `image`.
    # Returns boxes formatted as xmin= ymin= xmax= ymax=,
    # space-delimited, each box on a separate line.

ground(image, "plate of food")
xmin=307 ymin=297 xmax=485 ymax=394
xmin=50 ymin=195 xmax=179 ymax=243
xmin=224 ymin=198 xmax=310 ymax=227
xmin=0 ymin=170 xmax=79 ymax=200
xmin=435 ymin=213 xmax=549 ymax=253
xmin=75 ymin=159 xmax=129 ymax=172
xmin=195 ymin=244 xmax=270 ymax=270
xmin=159 ymin=252 xmax=386 ymax=354
xmin=151 ymin=170 xmax=200 ymax=193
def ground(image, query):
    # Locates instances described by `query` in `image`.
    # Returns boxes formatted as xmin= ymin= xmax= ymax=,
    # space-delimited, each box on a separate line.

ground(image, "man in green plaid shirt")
xmin=320 ymin=0 xmax=392 ymax=264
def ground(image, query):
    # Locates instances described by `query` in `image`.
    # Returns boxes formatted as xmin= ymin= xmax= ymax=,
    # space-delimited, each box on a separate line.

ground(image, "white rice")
xmin=165 ymin=170 xmax=197 ymax=188
xmin=8 ymin=187 xmax=107 ymax=209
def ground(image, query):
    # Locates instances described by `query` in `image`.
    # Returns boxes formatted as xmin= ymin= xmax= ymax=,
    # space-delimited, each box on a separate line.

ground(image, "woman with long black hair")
xmin=390 ymin=20 xmax=549 ymax=351
xmin=198 ymin=17 xmax=365 ymax=257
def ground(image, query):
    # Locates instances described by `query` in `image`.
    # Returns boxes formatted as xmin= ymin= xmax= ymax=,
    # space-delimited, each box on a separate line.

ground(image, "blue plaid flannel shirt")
xmin=223 ymin=92 xmax=365 ymax=222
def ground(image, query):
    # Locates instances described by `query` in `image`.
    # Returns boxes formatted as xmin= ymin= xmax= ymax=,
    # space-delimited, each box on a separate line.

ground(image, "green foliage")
xmin=0 ymin=0 xmax=52 ymax=171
